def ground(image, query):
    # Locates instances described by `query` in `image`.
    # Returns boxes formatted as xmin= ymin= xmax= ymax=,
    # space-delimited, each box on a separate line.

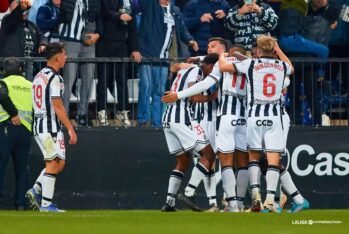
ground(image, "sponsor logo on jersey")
xmin=256 ymin=119 xmax=273 ymax=126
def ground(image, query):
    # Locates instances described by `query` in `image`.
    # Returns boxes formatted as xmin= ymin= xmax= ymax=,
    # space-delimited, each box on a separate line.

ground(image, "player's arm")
xmin=188 ymin=82 xmax=217 ymax=104
xmin=274 ymin=41 xmax=294 ymax=75
xmin=162 ymin=77 xmax=217 ymax=103
xmin=52 ymin=98 xmax=77 ymax=145
xmin=219 ymin=53 xmax=236 ymax=73
xmin=190 ymin=90 xmax=218 ymax=104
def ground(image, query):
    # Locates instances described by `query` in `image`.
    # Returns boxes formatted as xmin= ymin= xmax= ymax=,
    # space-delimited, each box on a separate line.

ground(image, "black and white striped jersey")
xmin=32 ymin=67 xmax=64 ymax=135
xmin=192 ymin=70 xmax=219 ymax=122
xmin=59 ymin=0 xmax=88 ymax=41
xmin=162 ymin=66 xmax=201 ymax=124
xmin=233 ymin=57 xmax=292 ymax=118
xmin=209 ymin=57 xmax=247 ymax=117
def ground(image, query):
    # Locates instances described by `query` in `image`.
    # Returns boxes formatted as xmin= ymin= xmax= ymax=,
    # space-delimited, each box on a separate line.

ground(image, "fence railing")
xmin=1 ymin=57 xmax=348 ymax=127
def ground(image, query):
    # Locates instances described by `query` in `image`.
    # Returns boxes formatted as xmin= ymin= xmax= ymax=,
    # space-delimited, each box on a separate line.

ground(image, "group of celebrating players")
xmin=160 ymin=35 xmax=310 ymax=213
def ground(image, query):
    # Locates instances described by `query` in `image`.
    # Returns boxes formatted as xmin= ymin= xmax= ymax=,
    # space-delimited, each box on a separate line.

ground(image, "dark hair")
xmin=208 ymin=37 xmax=228 ymax=52
xmin=3 ymin=57 xmax=22 ymax=76
xmin=44 ymin=43 xmax=65 ymax=60
xmin=202 ymin=53 xmax=219 ymax=65
xmin=230 ymin=44 xmax=247 ymax=55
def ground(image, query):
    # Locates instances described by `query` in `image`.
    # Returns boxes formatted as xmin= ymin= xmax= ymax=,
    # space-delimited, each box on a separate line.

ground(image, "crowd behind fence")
xmin=0 ymin=56 xmax=348 ymax=127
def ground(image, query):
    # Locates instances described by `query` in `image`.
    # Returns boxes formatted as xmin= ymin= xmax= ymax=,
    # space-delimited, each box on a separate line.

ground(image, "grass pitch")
xmin=0 ymin=210 xmax=348 ymax=234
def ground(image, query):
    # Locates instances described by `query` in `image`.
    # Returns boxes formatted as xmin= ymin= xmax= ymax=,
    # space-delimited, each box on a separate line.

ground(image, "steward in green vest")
xmin=0 ymin=57 xmax=32 ymax=210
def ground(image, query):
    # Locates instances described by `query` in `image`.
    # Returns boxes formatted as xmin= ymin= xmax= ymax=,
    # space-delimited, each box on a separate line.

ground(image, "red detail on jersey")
xmin=58 ymin=139 xmax=65 ymax=150
xmin=193 ymin=124 xmax=204 ymax=136
xmin=232 ymin=73 xmax=246 ymax=90
xmin=172 ymin=73 xmax=182 ymax=92
xmin=263 ymin=74 xmax=276 ymax=97
xmin=33 ymin=85 xmax=43 ymax=109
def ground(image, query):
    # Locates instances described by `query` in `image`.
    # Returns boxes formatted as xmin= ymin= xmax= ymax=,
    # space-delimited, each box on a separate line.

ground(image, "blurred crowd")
xmin=0 ymin=0 xmax=348 ymax=126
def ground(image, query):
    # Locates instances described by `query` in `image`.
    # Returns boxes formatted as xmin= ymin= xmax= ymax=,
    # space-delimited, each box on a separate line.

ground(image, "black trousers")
xmin=96 ymin=40 xmax=130 ymax=112
xmin=0 ymin=123 xmax=31 ymax=208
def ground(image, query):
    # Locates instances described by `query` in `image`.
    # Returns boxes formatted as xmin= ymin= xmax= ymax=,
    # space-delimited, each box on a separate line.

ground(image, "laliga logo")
xmin=284 ymin=144 xmax=349 ymax=176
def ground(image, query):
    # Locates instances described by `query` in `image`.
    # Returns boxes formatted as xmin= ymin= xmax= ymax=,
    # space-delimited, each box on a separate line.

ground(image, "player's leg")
xmin=235 ymin=150 xmax=249 ymax=210
xmin=248 ymin=150 xmax=263 ymax=211
xmin=162 ymin=152 xmax=191 ymax=212
xmin=199 ymin=119 xmax=218 ymax=210
xmin=279 ymin=164 xmax=310 ymax=212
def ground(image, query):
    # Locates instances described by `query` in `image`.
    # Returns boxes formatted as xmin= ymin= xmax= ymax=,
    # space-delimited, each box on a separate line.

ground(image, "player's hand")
xmin=274 ymin=40 xmax=281 ymax=53
xmin=68 ymin=129 xmax=77 ymax=145
xmin=83 ymin=33 xmax=100 ymax=45
xmin=131 ymin=51 xmax=142 ymax=63
xmin=215 ymin=10 xmax=226 ymax=19
xmin=161 ymin=91 xmax=179 ymax=103
xmin=11 ymin=115 xmax=21 ymax=126
xmin=120 ymin=13 xmax=132 ymax=22
xmin=189 ymin=40 xmax=199 ymax=52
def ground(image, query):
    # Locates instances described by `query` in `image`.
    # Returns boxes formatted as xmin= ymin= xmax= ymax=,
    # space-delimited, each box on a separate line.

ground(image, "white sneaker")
xmin=98 ymin=110 xmax=109 ymax=126
xmin=116 ymin=110 xmax=131 ymax=126
xmin=321 ymin=114 xmax=331 ymax=126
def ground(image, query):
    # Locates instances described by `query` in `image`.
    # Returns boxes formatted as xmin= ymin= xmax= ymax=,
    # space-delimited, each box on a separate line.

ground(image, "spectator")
xmin=0 ymin=0 xmax=47 ymax=78
xmin=59 ymin=0 xmax=101 ymax=127
xmin=137 ymin=0 xmax=198 ymax=127
xmin=28 ymin=0 xmax=47 ymax=24
xmin=96 ymin=0 xmax=142 ymax=126
xmin=328 ymin=0 xmax=349 ymax=94
xmin=182 ymin=0 xmax=230 ymax=56
xmin=0 ymin=58 xmax=33 ymax=210
xmin=224 ymin=0 xmax=278 ymax=52
xmin=36 ymin=0 xmax=61 ymax=42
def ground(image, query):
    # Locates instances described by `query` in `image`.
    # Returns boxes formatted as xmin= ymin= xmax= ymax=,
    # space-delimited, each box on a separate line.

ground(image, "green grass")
xmin=0 ymin=210 xmax=348 ymax=234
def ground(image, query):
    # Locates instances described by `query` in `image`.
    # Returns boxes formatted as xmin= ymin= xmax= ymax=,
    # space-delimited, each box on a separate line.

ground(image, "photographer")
xmin=182 ymin=0 xmax=231 ymax=56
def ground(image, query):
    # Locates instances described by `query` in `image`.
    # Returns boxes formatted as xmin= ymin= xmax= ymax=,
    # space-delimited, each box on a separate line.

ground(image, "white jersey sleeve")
xmin=285 ymin=62 xmax=292 ymax=76
xmin=208 ymin=62 xmax=222 ymax=82
xmin=233 ymin=58 xmax=252 ymax=74
xmin=50 ymin=75 xmax=62 ymax=98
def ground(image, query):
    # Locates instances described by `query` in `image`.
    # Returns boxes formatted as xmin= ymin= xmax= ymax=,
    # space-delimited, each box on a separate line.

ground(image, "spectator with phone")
xmin=182 ymin=0 xmax=231 ymax=56
xmin=225 ymin=0 xmax=278 ymax=52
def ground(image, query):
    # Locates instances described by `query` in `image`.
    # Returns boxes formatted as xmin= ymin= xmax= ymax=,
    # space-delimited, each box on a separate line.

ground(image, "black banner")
xmin=0 ymin=127 xmax=348 ymax=209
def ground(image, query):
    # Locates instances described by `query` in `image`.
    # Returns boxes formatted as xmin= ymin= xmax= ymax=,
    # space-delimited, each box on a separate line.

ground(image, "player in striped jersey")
xmin=163 ymin=46 xmax=250 ymax=212
xmin=219 ymin=35 xmax=294 ymax=212
xmin=161 ymin=54 xmax=218 ymax=212
xmin=26 ymin=43 xmax=77 ymax=213
xmin=179 ymin=38 xmax=228 ymax=212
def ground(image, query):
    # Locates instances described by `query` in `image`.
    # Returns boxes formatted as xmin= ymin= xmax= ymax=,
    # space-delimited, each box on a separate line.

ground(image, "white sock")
xmin=280 ymin=170 xmax=304 ymax=204
xmin=265 ymin=166 xmax=280 ymax=203
xmin=236 ymin=167 xmax=249 ymax=208
xmin=248 ymin=161 xmax=261 ymax=196
xmin=33 ymin=168 xmax=46 ymax=194
xmin=221 ymin=166 xmax=237 ymax=207
xmin=166 ymin=170 xmax=184 ymax=207
xmin=204 ymin=170 xmax=217 ymax=206
xmin=41 ymin=173 xmax=56 ymax=207
xmin=184 ymin=162 xmax=208 ymax=197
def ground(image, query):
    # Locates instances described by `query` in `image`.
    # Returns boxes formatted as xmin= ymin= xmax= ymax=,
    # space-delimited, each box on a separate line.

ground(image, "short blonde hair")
xmin=257 ymin=35 xmax=276 ymax=54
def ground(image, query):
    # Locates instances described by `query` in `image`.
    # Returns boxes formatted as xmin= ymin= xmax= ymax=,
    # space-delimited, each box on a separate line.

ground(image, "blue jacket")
xmin=138 ymin=0 xmax=193 ymax=58
xmin=36 ymin=1 xmax=60 ymax=37
xmin=182 ymin=0 xmax=230 ymax=55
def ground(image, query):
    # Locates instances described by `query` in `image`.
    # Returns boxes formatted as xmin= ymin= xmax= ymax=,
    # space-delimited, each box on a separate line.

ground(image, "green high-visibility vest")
xmin=0 ymin=75 xmax=33 ymax=132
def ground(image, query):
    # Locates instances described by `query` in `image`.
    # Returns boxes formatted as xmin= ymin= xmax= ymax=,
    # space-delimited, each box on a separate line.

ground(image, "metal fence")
xmin=1 ymin=57 xmax=348 ymax=127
